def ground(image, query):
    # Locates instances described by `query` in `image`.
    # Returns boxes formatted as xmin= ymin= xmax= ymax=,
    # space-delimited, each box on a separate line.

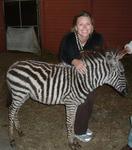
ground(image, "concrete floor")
xmin=0 ymin=100 xmax=12 ymax=150
xmin=0 ymin=128 xmax=12 ymax=150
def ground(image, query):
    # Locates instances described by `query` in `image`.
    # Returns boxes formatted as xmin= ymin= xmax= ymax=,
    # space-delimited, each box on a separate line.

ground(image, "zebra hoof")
xmin=69 ymin=142 xmax=81 ymax=150
xmin=18 ymin=130 xmax=24 ymax=137
xmin=10 ymin=139 xmax=16 ymax=148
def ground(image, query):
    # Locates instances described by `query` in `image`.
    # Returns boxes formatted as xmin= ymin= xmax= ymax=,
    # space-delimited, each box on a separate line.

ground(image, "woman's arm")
xmin=59 ymin=33 xmax=86 ymax=74
xmin=71 ymin=59 xmax=87 ymax=74
xmin=59 ymin=33 xmax=80 ymax=64
xmin=92 ymin=32 xmax=104 ymax=51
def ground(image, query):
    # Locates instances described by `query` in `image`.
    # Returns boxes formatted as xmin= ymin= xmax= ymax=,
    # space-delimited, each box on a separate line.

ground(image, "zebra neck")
xmin=85 ymin=58 xmax=109 ymax=91
xmin=74 ymin=72 xmax=93 ymax=95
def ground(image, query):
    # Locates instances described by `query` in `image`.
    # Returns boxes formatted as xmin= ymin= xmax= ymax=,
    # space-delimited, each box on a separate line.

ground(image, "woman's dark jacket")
xmin=59 ymin=31 xmax=104 ymax=65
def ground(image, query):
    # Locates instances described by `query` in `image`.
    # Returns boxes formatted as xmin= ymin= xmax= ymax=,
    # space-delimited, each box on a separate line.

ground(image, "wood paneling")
xmin=0 ymin=1 xmax=6 ymax=52
xmin=93 ymin=0 xmax=132 ymax=48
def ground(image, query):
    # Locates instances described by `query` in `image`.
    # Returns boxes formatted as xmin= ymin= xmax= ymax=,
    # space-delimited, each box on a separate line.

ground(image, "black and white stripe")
xmin=7 ymin=51 xmax=127 ymax=149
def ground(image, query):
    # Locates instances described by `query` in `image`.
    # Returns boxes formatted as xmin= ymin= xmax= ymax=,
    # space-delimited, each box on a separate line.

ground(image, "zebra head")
xmin=105 ymin=48 xmax=132 ymax=96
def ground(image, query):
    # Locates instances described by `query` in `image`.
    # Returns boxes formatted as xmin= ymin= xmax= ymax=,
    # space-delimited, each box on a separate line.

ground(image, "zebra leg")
xmin=14 ymin=108 xmax=24 ymax=137
xmin=9 ymin=103 xmax=17 ymax=148
xmin=65 ymin=104 xmax=81 ymax=150
xmin=9 ymin=98 xmax=26 ymax=147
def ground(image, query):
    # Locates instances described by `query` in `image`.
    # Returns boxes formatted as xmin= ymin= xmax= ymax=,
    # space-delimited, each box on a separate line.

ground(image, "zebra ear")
xmin=105 ymin=52 xmax=113 ymax=61
xmin=105 ymin=52 xmax=117 ymax=69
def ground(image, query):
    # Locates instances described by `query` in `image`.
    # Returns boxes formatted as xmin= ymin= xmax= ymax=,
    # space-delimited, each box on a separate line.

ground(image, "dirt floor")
xmin=0 ymin=51 xmax=132 ymax=150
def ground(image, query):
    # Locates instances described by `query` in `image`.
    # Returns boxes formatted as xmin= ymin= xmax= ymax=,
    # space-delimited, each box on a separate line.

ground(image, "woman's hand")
xmin=71 ymin=59 xmax=87 ymax=74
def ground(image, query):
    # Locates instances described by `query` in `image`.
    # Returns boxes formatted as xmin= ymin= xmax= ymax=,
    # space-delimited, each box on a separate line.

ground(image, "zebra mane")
xmin=81 ymin=49 xmax=121 ymax=71
xmin=23 ymin=49 xmax=120 ymax=70
xmin=81 ymin=50 xmax=105 ymax=60
xmin=81 ymin=49 xmax=119 ymax=60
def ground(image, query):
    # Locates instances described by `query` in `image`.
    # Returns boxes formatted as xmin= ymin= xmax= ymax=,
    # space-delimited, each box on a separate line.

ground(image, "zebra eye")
xmin=120 ymin=71 xmax=124 ymax=76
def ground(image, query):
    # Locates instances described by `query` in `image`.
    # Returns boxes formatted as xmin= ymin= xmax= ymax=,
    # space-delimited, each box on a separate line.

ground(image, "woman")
xmin=59 ymin=11 xmax=104 ymax=142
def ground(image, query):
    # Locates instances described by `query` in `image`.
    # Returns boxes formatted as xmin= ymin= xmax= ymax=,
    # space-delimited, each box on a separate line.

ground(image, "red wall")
xmin=93 ymin=0 xmax=132 ymax=48
xmin=40 ymin=0 xmax=132 ymax=54
xmin=0 ymin=1 xmax=6 ymax=52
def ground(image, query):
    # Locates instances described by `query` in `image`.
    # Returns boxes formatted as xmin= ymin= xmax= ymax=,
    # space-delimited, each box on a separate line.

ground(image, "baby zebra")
xmin=6 ymin=49 xmax=130 ymax=150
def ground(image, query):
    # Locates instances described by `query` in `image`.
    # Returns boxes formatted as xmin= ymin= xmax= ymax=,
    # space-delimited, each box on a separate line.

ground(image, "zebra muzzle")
xmin=120 ymin=88 xmax=128 ymax=97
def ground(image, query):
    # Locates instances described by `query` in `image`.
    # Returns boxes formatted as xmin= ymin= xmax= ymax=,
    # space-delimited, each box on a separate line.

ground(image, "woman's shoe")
xmin=74 ymin=134 xmax=92 ymax=142
xmin=86 ymin=128 xmax=93 ymax=136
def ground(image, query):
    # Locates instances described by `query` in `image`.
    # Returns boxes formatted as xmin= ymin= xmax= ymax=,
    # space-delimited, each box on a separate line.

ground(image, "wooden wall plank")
xmin=93 ymin=0 xmax=132 ymax=48
xmin=0 ymin=1 xmax=6 ymax=52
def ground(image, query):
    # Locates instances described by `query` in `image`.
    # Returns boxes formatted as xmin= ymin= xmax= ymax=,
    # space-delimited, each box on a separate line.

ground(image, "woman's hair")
xmin=72 ymin=11 xmax=93 ymax=27
xmin=72 ymin=10 xmax=94 ymax=32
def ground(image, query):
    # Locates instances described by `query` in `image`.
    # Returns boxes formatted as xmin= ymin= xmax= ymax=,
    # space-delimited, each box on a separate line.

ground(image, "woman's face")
xmin=75 ymin=16 xmax=93 ymax=39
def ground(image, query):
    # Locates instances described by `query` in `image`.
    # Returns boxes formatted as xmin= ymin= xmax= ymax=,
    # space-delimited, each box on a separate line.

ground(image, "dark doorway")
xmin=4 ymin=0 xmax=40 ymax=53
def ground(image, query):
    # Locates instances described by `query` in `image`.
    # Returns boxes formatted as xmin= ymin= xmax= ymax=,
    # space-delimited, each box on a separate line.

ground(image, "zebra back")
xmin=7 ymin=60 xmax=74 ymax=105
